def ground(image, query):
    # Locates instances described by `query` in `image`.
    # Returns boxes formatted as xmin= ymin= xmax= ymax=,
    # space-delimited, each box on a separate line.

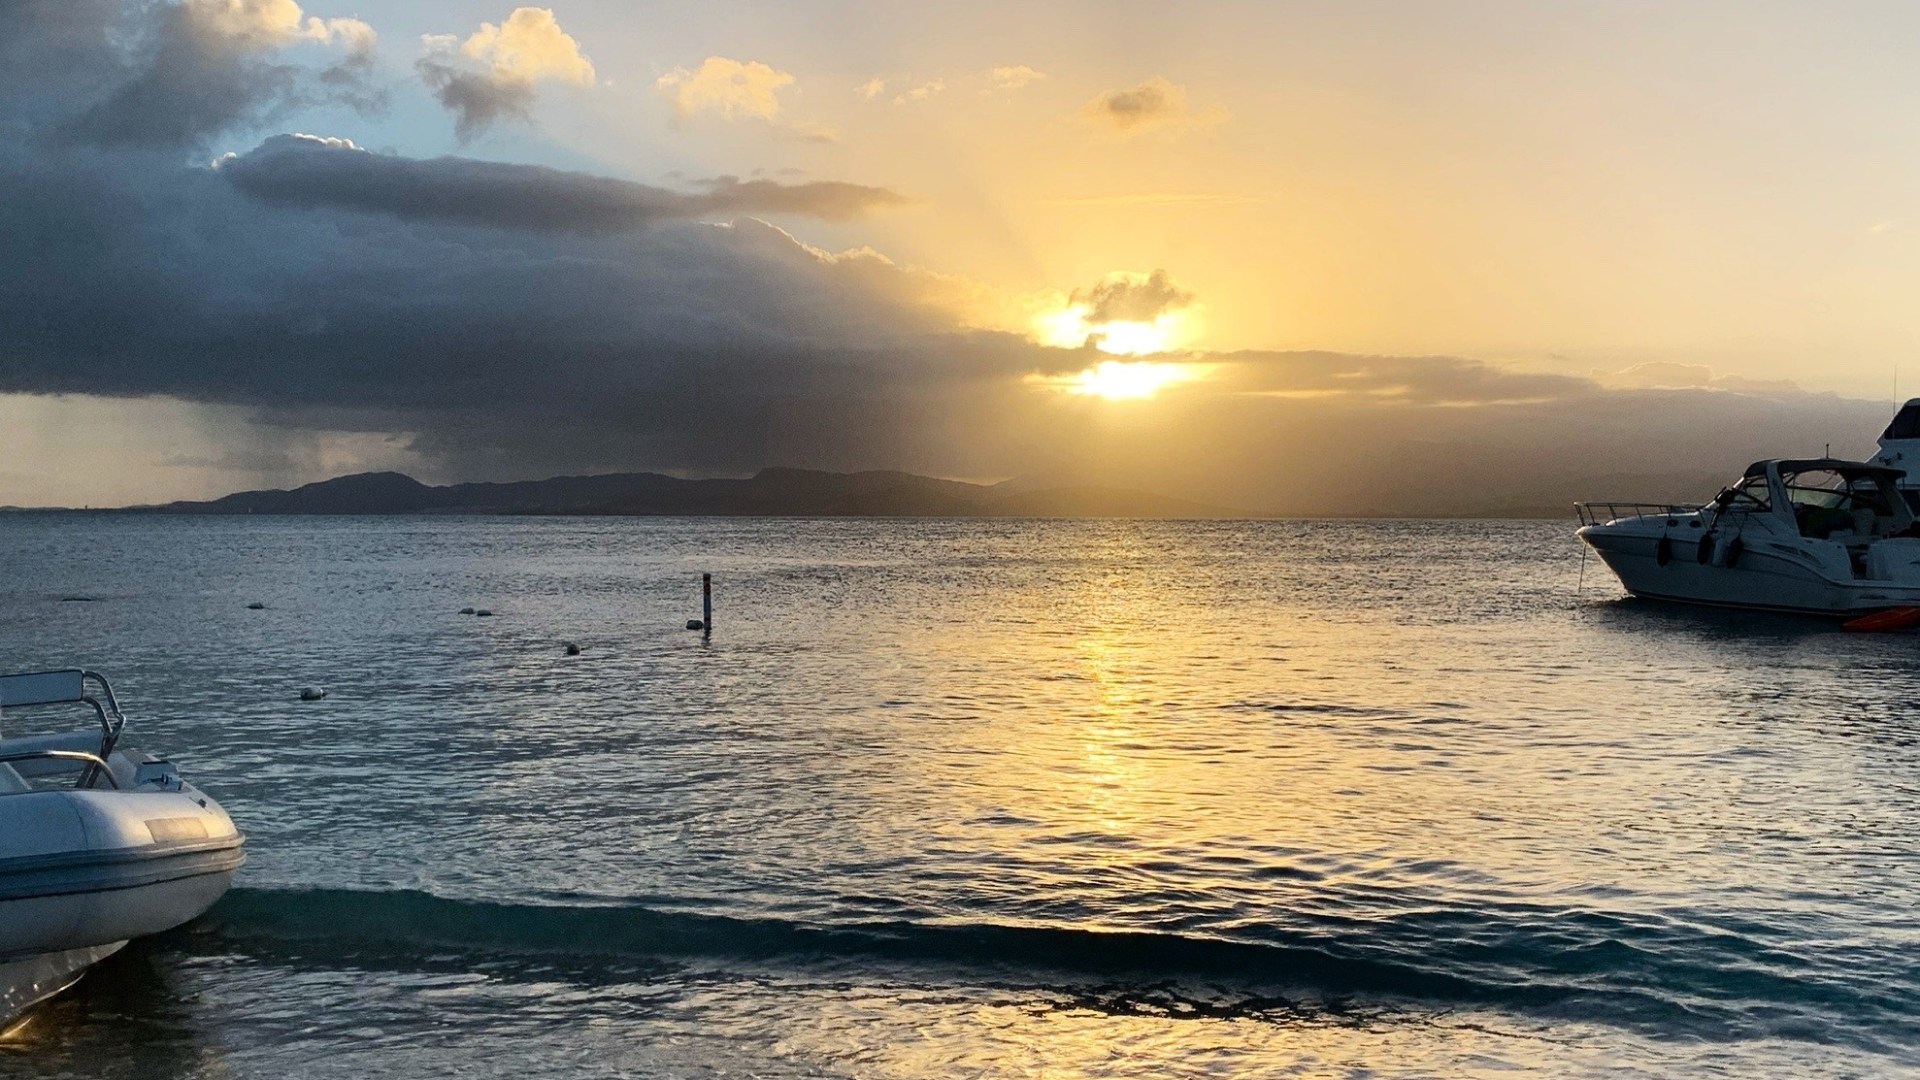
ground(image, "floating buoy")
xmin=564 ymin=641 xmax=581 ymax=655
xmin=299 ymin=687 xmax=327 ymax=701
xmin=247 ymin=602 xmax=265 ymax=610
xmin=459 ymin=607 xmax=475 ymax=615
xmin=474 ymin=609 xmax=494 ymax=617
xmin=686 ymin=619 xmax=705 ymax=631
xmin=1843 ymin=607 xmax=1920 ymax=633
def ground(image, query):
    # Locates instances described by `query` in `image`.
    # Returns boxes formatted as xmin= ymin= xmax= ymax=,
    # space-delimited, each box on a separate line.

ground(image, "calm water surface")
xmin=0 ymin=515 xmax=1916 ymax=1078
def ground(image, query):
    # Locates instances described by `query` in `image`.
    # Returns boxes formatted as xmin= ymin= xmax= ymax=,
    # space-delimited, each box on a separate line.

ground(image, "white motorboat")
xmin=0 ymin=670 xmax=244 ymax=1026
xmin=1577 ymin=458 xmax=1920 ymax=614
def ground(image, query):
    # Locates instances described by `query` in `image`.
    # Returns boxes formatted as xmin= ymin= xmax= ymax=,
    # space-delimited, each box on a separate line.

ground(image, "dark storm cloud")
xmin=26 ymin=0 xmax=381 ymax=150
xmin=216 ymin=134 xmax=909 ymax=231
xmin=416 ymin=58 xmax=533 ymax=143
xmin=0 ymin=0 xmax=958 ymax=482
xmin=65 ymin=8 xmax=294 ymax=148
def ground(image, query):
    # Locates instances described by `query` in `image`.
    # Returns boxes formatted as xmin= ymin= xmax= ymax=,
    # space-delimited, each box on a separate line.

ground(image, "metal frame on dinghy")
xmin=0 ymin=670 xmax=127 ymax=793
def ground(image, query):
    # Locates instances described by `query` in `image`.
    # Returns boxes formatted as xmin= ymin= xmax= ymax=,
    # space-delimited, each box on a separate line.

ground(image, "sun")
xmin=1031 ymin=306 xmax=1194 ymax=356
xmin=1027 ymin=359 xmax=1213 ymax=400
xmin=1025 ymin=277 xmax=1211 ymax=399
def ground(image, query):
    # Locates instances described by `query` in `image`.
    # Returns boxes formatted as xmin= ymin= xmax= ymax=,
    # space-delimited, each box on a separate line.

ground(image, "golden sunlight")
xmin=1027 ymin=359 xmax=1213 ymax=399
xmin=1032 ymin=307 xmax=1194 ymax=356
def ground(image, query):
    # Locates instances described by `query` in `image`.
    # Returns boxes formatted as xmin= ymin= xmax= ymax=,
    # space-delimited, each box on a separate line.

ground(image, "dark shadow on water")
xmin=0 ymin=937 xmax=227 ymax=1079
xmin=1584 ymin=595 xmax=1844 ymax=643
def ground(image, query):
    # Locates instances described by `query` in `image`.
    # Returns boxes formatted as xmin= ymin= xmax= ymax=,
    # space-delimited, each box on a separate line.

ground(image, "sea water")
xmin=0 ymin=515 xmax=1915 ymax=1078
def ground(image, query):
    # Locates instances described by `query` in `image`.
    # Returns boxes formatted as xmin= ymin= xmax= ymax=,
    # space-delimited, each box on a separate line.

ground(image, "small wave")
xmin=198 ymin=887 xmax=1914 ymax=1048
xmin=207 ymin=887 xmax=1480 ymax=998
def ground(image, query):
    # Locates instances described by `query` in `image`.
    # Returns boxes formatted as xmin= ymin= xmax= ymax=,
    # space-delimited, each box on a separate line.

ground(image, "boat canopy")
xmin=1743 ymin=458 xmax=1906 ymax=481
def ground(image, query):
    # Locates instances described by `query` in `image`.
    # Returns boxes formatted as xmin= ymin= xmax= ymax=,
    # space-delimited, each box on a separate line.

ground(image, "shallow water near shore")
xmin=1 ymin=514 xmax=1917 ymax=1078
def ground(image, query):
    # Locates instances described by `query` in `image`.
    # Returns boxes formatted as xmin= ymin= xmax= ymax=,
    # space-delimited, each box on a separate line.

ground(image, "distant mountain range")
xmin=123 ymin=468 xmax=1248 ymax=518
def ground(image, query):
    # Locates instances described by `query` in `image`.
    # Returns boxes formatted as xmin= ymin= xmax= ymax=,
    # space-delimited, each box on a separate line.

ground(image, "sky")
xmin=2 ymin=0 xmax=1918 ymax=512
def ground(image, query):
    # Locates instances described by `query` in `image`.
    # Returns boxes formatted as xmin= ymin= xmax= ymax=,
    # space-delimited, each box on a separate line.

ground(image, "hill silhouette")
xmin=131 ymin=468 xmax=1246 ymax=518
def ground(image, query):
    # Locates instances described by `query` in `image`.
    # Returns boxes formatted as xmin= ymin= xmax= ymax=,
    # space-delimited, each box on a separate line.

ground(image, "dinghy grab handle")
xmin=0 ymin=749 xmax=120 ymax=789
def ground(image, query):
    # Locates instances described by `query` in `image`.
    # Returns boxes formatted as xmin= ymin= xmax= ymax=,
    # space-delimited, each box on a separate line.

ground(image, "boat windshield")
xmin=1780 ymin=468 xmax=1899 ymax=538
xmin=1715 ymin=475 xmax=1772 ymax=512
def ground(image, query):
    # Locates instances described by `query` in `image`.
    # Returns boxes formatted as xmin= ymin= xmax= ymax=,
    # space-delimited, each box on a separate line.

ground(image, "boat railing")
xmin=1574 ymin=502 xmax=1704 ymax=527
xmin=0 ymin=669 xmax=127 ymax=782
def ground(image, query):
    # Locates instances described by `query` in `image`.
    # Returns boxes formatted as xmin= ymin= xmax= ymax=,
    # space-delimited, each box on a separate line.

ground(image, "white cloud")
xmin=987 ymin=65 xmax=1044 ymax=91
xmin=457 ymin=7 xmax=596 ymax=85
xmin=657 ymin=56 xmax=794 ymax=121
xmin=1595 ymin=362 xmax=1804 ymax=398
xmin=416 ymin=8 xmax=596 ymax=141
xmin=892 ymin=78 xmax=944 ymax=105
xmin=184 ymin=0 xmax=374 ymax=52
xmin=854 ymin=77 xmax=886 ymax=100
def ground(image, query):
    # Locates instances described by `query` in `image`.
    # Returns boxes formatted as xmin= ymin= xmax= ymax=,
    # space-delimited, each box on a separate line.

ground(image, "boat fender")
xmin=1697 ymin=534 xmax=1716 ymax=564
xmin=1722 ymin=537 xmax=1743 ymax=569
xmin=1655 ymin=536 xmax=1672 ymax=566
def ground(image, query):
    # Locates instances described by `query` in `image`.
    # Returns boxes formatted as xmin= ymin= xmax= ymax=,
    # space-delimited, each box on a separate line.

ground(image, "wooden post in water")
xmin=702 ymin=573 xmax=712 ymax=638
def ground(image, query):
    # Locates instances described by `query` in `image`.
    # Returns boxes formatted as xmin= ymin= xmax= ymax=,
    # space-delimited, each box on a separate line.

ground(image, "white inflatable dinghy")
xmin=0 ymin=670 xmax=244 ymax=1025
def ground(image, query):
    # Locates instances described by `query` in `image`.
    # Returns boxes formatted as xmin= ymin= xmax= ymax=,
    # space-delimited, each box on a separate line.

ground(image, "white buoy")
xmin=299 ymin=687 xmax=326 ymax=701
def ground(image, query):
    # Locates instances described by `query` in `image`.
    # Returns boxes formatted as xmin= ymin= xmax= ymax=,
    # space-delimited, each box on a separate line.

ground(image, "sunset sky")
xmin=4 ymin=1 xmax=1918 ymax=511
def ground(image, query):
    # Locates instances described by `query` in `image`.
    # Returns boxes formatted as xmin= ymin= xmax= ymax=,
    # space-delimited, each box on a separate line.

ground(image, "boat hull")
xmin=0 ymin=783 xmax=243 ymax=1025
xmin=0 ymin=855 xmax=241 ymax=958
xmin=1581 ymin=528 xmax=1920 ymax=615
xmin=0 ymin=943 xmax=125 ymax=1029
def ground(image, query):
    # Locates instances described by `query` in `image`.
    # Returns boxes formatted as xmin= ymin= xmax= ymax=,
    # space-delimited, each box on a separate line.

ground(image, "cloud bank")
xmin=216 ymin=134 xmax=908 ymax=229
